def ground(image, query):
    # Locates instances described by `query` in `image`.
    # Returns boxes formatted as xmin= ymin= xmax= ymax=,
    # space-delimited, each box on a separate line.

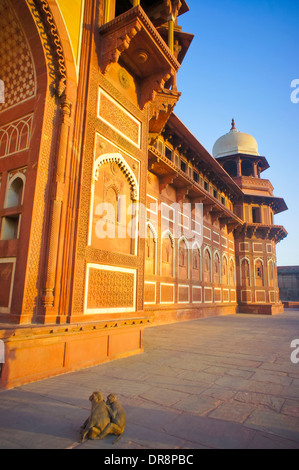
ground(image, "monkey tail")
xmin=113 ymin=433 xmax=123 ymax=445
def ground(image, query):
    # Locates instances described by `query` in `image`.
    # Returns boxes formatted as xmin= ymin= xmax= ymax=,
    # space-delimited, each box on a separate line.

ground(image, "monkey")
xmin=80 ymin=391 xmax=111 ymax=442
xmin=96 ymin=393 xmax=126 ymax=444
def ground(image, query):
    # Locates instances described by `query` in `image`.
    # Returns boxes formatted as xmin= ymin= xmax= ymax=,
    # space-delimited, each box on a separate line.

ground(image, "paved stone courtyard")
xmin=1 ymin=311 xmax=299 ymax=449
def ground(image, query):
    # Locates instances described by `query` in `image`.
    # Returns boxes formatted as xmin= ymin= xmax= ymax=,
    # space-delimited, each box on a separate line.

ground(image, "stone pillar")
xmin=104 ymin=0 xmax=116 ymax=23
xmin=237 ymin=157 xmax=242 ymax=177
xmin=168 ymin=15 xmax=175 ymax=54
xmin=42 ymin=98 xmax=72 ymax=316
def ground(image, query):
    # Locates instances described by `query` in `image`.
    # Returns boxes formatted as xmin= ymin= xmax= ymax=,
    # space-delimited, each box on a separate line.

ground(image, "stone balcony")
xmin=98 ymin=5 xmax=181 ymax=109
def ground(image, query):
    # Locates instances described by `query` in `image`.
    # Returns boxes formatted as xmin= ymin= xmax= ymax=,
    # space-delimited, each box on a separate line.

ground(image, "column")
xmin=237 ymin=157 xmax=242 ymax=177
xmin=168 ymin=15 xmax=175 ymax=54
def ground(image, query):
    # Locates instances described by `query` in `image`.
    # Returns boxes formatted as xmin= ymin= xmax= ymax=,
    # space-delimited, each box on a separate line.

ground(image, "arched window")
xmin=91 ymin=153 xmax=139 ymax=254
xmin=222 ymin=255 xmax=228 ymax=285
xmin=203 ymin=248 xmax=212 ymax=283
xmin=241 ymin=258 xmax=250 ymax=286
xmin=145 ymin=222 xmax=156 ymax=275
xmin=268 ymin=260 xmax=274 ymax=287
xmin=255 ymin=259 xmax=264 ymax=287
xmin=192 ymin=243 xmax=201 ymax=281
xmin=1 ymin=172 xmax=25 ymax=241
xmin=229 ymin=258 xmax=236 ymax=286
xmin=214 ymin=252 xmax=220 ymax=284
xmin=5 ymin=175 xmax=25 ymax=208
xmin=162 ymin=231 xmax=174 ymax=277
xmin=178 ymin=237 xmax=188 ymax=279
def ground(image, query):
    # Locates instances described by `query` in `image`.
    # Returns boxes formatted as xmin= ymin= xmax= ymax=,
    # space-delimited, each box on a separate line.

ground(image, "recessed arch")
xmin=254 ymin=258 xmax=264 ymax=287
xmin=145 ymin=221 xmax=157 ymax=275
xmin=161 ymin=229 xmax=175 ymax=277
xmin=240 ymin=256 xmax=251 ymax=287
xmin=94 ymin=153 xmax=139 ymax=201
xmin=203 ymin=246 xmax=212 ymax=283
xmin=191 ymin=241 xmax=201 ymax=281
xmin=229 ymin=256 xmax=236 ymax=286
xmin=222 ymin=254 xmax=228 ymax=285
xmin=146 ymin=221 xmax=157 ymax=241
xmin=213 ymin=250 xmax=221 ymax=284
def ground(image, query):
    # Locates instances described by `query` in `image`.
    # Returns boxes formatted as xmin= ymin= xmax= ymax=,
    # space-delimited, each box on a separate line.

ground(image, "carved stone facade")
xmin=0 ymin=0 xmax=287 ymax=389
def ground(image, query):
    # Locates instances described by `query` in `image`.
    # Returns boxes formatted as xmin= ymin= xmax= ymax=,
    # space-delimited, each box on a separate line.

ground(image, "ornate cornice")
xmin=235 ymin=223 xmax=288 ymax=243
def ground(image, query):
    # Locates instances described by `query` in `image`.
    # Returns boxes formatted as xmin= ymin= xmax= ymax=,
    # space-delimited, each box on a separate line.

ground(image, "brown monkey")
xmin=80 ymin=391 xmax=111 ymax=442
xmin=97 ymin=393 xmax=126 ymax=444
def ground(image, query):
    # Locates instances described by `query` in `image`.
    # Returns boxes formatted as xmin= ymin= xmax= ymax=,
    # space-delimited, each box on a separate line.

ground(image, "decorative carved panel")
xmin=0 ymin=0 xmax=36 ymax=112
xmin=85 ymin=264 xmax=136 ymax=313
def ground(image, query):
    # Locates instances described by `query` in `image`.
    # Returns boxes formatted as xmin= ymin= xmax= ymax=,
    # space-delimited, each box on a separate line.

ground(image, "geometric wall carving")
xmin=160 ymin=283 xmax=174 ymax=304
xmin=204 ymin=286 xmax=212 ymax=303
xmin=0 ymin=0 xmax=36 ymax=113
xmin=192 ymin=286 xmax=202 ymax=303
xmin=223 ymin=288 xmax=229 ymax=302
xmin=214 ymin=287 xmax=221 ymax=303
xmin=85 ymin=264 xmax=136 ymax=314
xmin=255 ymin=290 xmax=266 ymax=303
xmin=178 ymin=285 xmax=189 ymax=304
xmin=241 ymin=289 xmax=252 ymax=303
xmin=144 ymin=281 xmax=156 ymax=305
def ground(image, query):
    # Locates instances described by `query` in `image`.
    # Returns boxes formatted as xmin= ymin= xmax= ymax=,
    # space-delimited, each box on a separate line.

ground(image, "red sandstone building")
xmin=0 ymin=0 xmax=287 ymax=389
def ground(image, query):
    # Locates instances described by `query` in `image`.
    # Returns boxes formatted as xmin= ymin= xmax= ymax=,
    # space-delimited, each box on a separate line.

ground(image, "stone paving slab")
xmin=1 ymin=311 xmax=299 ymax=449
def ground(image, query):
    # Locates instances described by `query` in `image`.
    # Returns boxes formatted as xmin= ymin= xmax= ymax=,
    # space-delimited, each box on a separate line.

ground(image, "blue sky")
xmin=174 ymin=0 xmax=299 ymax=266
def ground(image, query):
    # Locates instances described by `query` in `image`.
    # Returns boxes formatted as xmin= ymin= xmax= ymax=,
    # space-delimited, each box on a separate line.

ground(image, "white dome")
xmin=213 ymin=120 xmax=259 ymax=158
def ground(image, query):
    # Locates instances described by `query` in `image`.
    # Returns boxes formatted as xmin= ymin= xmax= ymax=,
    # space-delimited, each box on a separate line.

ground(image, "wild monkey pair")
xmin=80 ymin=392 xmax=126 ymax=444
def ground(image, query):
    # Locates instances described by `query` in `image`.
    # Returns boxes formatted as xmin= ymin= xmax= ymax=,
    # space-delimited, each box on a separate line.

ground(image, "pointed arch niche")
xmin=145 ymin=221 xmax=157 ymax=275
xmin=191 ymin=242 xmax=201 ymax=282
xmin=178 ymin=236 xmax=189 ymax=280
xmin=203 ymin=247 xmax=212 ymax=283
xmin=89 ymin=152 xmax=139 ymax=255
xmin=161 ymin=230 xmax=174 ymax=278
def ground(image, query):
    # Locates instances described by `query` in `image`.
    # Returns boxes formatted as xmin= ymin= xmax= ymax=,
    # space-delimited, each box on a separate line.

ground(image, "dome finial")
xmin=231 ymin=118 xmax=237 ymax=131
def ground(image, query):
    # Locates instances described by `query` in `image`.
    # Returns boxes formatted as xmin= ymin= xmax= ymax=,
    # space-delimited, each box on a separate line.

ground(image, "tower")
xmin=213 ymin=120 xmax=288 ymax=314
